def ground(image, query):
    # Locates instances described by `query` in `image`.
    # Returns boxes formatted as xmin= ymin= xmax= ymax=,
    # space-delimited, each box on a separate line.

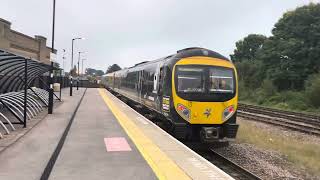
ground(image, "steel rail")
xmin=237 ymin=110 xmax=320 ymax=136
xmin=238 ymin=103 xmax=320 ymax=121
xmin=208 ymin=148 xmax=261 ymax=180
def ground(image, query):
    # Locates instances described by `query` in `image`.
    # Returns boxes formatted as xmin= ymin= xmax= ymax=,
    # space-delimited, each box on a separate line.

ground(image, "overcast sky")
xmin=1 ymin=0 xmax=318 ymax=71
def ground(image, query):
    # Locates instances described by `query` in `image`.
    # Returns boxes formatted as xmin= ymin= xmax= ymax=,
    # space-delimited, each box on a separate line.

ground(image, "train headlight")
xmin=223 ymin=105 xmax=235 ymax=121
xmin=177 ymin=104 xmax=190 ymax=120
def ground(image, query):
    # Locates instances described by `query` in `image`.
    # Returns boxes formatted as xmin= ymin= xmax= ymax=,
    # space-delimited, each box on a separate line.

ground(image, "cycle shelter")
xmin=0 ymin=49 xmax=60 ymax=138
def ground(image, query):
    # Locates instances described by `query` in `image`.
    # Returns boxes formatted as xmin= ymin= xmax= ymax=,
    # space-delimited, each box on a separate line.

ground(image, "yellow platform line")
xmin=98 ymin=89 xmax=191 ymax=180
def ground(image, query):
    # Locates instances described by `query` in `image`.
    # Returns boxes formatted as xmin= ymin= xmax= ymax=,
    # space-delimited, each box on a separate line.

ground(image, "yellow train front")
xmin=102 ymin=47 xmax=239 ymax=143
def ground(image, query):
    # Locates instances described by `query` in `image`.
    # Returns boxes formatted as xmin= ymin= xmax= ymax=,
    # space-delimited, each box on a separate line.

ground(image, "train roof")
xmin=131 ymin=47 xmax=229 ymax=68
xmin=106 ymin=47 xmax=231 ymax=75
xmin=174 ymin=47 xmax=229 ymax=61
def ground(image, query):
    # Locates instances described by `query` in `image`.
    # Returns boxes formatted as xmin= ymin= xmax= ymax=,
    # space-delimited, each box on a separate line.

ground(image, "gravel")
xmin=212 ymin=118 xmax=320 ymax=180
xmin=215 ymin=143 xmax=306 ymax=179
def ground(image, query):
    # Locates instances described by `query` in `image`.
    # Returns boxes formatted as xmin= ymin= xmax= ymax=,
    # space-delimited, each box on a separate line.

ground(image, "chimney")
xmin=35 ymin=35 xmax=47 ymax=62
xmin=0 ymin=18 xmax=12 ymax=50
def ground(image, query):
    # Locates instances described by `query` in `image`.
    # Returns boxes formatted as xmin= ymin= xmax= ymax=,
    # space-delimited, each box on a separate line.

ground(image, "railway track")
xmin=113 ymin=92 xmax=262 ymax=179
xmin=238 ymin=103 xmax=320 ymax=136
xmin=209 ymin=149 xmax=261 ymax=180
xmin=191 ymin=146 xmax=261 ymax=180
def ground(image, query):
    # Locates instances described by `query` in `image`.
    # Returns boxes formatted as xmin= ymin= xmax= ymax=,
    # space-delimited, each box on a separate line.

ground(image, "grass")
xmin=236 ymin=120 xmax=320 ymax=177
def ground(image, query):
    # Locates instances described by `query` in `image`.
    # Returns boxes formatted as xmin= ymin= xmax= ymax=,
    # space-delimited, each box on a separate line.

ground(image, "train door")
xmin=112 ymin=73 xmax=115 ymax=89
xmin=138 ymin=70 xmax=144 ymax=102
xmin=153 ymin=65 xmax=160 ymax=94
xmin=155 ymin=66 xmax=164 ymax=111
xmin=158 ymin=67 xmax=164 ymax=95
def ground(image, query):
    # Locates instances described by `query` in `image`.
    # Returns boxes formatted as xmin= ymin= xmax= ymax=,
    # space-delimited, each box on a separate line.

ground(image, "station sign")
xmin=50 ymin=52 xmax=57 ymax=62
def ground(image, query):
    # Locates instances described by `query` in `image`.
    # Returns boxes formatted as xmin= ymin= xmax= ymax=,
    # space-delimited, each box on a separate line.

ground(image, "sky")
xmin=1 ymin=0 xmax=318 ymax=72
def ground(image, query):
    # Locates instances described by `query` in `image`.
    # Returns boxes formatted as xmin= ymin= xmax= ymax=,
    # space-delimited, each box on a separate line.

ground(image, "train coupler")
xmin=200 ymin=127 xmax=220 ymax=142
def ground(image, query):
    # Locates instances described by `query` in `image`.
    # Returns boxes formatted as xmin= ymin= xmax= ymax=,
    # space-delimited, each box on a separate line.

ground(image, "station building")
xmin=0 ymin=18 xmax=55 ymax=64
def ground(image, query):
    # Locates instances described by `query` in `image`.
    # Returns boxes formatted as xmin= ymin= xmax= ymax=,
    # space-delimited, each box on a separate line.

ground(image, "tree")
xmin=233 ymin=4 xmax=320 ymax=91
xmin=106 ymin=64 xmax=121 ymax=74
xmin=235 ymin=60 xmax=264 ymax=89
xmin=70 ymin=65 xmax=77 ymax=77
xmin=53 ymin=62 xmax=60 ymax=68
xmin=53 ymin=62 xmax=61 ymax=76
xmin=95 ymin=70 xmax=105 ymax=76
xmin=85 ymin=68 xmax=105 ymax=76
xmin=260 ymin=3 xmax=320 ymax=90
xmin=230 ymin=34 xmax=267 ymax=62
xmin=230 ymin=34 xmax=267 ymax=89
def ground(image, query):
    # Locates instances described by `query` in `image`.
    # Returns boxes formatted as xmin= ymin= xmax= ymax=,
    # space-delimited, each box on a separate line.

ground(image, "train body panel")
xmin=101 ymin=47 xmax=239 ymax=142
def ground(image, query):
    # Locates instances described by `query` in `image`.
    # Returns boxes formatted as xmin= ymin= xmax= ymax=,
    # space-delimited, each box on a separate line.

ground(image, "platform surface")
xmin=0 ymin=88 xmax=86 ymax=180
xmin=0 ymin=88 xmax=233 ymax=180
xmin=98 ymin=89 xmax=233 ymax=180
xmin=49 ymin=88 xmax=156 ymax=180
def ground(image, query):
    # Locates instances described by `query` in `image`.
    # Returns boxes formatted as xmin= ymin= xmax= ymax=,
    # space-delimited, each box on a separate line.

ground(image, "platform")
xmin=0 ymin=88 xmax=233 ymax=180
xmin=0 ymin=88 xmax=86 ymax=180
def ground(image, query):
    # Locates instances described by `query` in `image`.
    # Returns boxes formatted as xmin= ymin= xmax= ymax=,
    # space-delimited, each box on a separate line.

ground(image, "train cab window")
xmin=176 ymin=67 xmax=205 ymax=93
xmin=209 ymin=68 xmax=234 ymax=93
xmin=175 ymin=65 xmax=236 ymax=102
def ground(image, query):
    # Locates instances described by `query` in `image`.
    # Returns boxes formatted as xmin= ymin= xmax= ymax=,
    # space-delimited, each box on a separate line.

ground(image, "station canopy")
xmin=0 ymin=49 xmax=59 ymax=94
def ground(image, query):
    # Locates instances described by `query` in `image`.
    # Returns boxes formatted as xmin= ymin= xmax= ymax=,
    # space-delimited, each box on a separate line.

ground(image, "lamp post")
xmin=62 ymin=49 xmax=66 ymax=70
xmin=71 ymin=38 xmax=84 ymax=69
xmin=81 ymin=59 xmax=86 ymax=88
xmin=48 ymin=0 xmax=56 ymax=114
xmin=77 ymin=51 xmax=85 ymax=90
xmin=70 ymin=37 xmax=84 ymax=96
xmin=81 ymin=58 xmax=86 ymax=75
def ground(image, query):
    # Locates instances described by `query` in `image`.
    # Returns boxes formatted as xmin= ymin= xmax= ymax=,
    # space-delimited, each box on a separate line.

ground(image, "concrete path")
xmin=49 ymin=89 xmax=156 ymax=180
xmin=0 ymin=88 xmax=86 ymax=180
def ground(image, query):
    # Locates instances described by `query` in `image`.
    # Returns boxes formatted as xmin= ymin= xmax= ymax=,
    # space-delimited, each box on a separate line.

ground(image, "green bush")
xmin=261 ymin=79 xmax=277 ymax=97
xmin=306 ymin=74 xmax=320 ymax=107
xmin=238 ymin=80 xmax=255 ymax=101
xmin=238 ymin=75 xmax=318 ymax=112
xmin=288 ymin=92 xmax=308 ymax=110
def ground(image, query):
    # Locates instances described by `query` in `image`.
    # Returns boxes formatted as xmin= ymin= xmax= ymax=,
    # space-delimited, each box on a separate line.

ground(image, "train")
xmin=101 ymin=47 xmax=239 ymax=142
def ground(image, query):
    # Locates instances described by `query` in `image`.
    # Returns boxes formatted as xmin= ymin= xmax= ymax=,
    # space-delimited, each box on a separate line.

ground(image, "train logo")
xmin=204 ymin=108 xmax=212 ymax=118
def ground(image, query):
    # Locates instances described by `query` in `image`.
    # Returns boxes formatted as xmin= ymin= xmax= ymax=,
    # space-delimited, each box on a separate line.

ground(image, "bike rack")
xmin=0 ymin=49 xmax=64 ymax=139
xmin=0 ymin=88 xmax=50 ymax=136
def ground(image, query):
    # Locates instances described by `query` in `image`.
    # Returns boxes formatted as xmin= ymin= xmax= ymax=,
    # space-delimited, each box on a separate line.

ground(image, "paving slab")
xmin=0 ymin=88 xmax=233 ymax=180
xmin=0 ymin=88 xmax=86 ymax=180
xmin=100 ymin=89 xmax=233 ymax=180
xmin=49 ymin=88 xmax=156 ymax=180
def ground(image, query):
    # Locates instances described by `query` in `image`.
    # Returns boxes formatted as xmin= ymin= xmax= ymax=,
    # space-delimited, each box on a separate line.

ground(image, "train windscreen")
xmin=209 ymin=67 xmax=234 ymax=93
xmin=177 ymin=67 xmax=205 ymax=93
xmin=175 ymin=65 xmax=236 ymax=102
